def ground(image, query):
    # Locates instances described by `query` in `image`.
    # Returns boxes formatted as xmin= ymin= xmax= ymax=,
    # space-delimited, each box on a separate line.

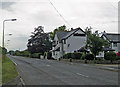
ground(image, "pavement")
xmin=8 ymin=55 xmax=119 ymax=85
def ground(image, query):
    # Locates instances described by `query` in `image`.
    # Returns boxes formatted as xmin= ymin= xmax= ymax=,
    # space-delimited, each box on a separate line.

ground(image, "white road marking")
xmin=76 ymin=73 xmax=89 ymax=78
xmin=20 ymin=78 xmax=25 ymax=85
xmin=46 ymin=65 xmax=50 ymax=67
xmin=82 ymin=64 xmax=88 ymax=66
xmin=11 ymin=60 xmax=17 ymax=66
xmin=36 ymin=59 xmax=39 ymax=60
xmin=70 ymin=63 xmax=74 ymax=64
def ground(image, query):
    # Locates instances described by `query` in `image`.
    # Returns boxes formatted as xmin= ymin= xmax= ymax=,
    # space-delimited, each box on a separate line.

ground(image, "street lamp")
xmin=2 ymin=19 xmax=17 ymax=48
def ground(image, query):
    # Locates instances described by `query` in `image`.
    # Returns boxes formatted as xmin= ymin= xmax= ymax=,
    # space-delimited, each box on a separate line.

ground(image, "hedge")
xmin=30 ymin=53 xmax=41 ymax=58
xmin=104 ymin=51 xmax=117 ymax=63
xmin=63 ymin=52 xmax=83 ymax=59
xmin=71 ymin=52 xmax=83 ymax=59
xmin=84 ymin=53 xmax=94 ymax=60
xmin=63 ymin=53 xmax=72 ymax=59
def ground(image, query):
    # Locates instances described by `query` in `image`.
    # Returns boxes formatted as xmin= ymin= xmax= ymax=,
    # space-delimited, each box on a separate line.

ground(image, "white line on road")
xmin=76 ymin=73 xmax=89 ymax=78
xmin=20 ymin=78 xmax=25 ymax=85
xmin=11 ymin=60 xmax=17 ymax=66
xmin=46 ymin=65 xmax=50 ymax=67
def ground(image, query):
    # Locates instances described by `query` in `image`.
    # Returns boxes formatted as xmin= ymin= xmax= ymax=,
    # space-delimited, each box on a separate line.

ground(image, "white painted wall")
xmin=96 ymin=51 xmax=104 ymax=58
xmin=52 ymin=34 xmax=63 ymax=59
xmin=63 ymin=30 xmax=86 ymax=53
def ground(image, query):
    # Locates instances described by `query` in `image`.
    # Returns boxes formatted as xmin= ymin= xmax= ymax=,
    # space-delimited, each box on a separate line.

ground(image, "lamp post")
xmin=2 ymin=19 xmax=17 ymax=48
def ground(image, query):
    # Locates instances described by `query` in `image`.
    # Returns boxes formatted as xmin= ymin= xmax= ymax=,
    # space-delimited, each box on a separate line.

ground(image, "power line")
xmin=48 ymin=0 xmax=72 ymax=28
xmin=107 ymin=0 xmax=118 ymax=9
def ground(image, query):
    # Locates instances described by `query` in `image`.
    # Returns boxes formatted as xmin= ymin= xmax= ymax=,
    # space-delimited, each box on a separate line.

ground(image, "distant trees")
xmin=27 ymin=26 xmax=51 ymax=54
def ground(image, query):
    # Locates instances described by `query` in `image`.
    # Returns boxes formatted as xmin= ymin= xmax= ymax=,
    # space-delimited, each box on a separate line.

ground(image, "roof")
xmin=56 ymin=31 xmax=68 ymax=41
xmin=102 ymin=33 xmax=120 ymax=42
xmin=55 ymin=27 xmax=85 ymax=42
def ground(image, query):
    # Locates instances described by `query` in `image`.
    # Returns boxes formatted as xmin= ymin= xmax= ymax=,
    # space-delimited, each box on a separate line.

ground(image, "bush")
xmin=30 ymin=53 xmax=41 ymax=58
xmin=104 ymin=51 xmax=117 ymax=63
xmin=84 ymin=53 xmax=94 ymax=60
xmin=63 ymin=53 xmax=72 ymax=59
xmin=81 ymin=53 xmax=85 ymax=60
xmin=23 ymin=51 xmax=30 ymax=57
xmin=71 ymin=52 xmax=83 ymax=59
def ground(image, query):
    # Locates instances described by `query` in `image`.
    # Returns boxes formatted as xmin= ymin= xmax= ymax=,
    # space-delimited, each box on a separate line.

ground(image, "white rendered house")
xmin=52 ymin=28 xmax=87 ymax=59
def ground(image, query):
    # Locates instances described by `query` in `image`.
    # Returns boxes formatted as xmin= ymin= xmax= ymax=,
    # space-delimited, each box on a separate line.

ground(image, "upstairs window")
xmin=64 ymin=39 xmax=66 ymax=44
xmin=113 ymin=42 xmax=117 ymax=47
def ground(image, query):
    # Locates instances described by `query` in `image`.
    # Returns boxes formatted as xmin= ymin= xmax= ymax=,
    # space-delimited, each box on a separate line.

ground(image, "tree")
xmin=27 ymin=26 xmax=51 ymax=54
xmin=49 ymin=25 xmax=66 ymax=40
xmin=85 ymin=27 xmax=109 ymax=59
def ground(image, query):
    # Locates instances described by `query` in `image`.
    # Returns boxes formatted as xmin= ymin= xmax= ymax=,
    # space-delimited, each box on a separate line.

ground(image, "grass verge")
xmin=2 ymin=55 xmax=18 ymax=83
xmin=0 ymin=54 xmax=2 ymax=84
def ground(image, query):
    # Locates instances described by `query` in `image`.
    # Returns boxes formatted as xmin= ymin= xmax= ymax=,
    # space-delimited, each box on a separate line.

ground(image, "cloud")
xmin=0 ymin=0 xmax=118 ymax=51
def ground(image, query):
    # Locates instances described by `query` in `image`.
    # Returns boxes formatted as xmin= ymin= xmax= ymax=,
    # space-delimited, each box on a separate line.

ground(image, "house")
xmin=101 ymin=32 xmax=120 ymax=53
xmin=97 ymin=31 xmax=120 ymax=58
xmin=52 ymin=27 xmax=87 ymax=59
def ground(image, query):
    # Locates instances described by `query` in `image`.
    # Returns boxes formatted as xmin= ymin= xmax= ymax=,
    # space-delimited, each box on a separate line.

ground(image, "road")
xmin=8 ymin=55 xmax=118 ymax=85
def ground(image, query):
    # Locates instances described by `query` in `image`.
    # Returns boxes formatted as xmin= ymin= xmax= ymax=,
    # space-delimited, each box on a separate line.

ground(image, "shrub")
xmin=71 ymin=52 xmax=83 ymax=59
xmin=63 ymin=53 xmax=72 ymax=59
xmin=23 ymin=51 xmax=30 ymax=57
xmin=84 ymin=53 xmax=94 ymax=60
xmin=30 ymin=53 xmax=41 ymax=58
xmin=81 ymin=53 xmax=85 ymax=60
xmin=104 ymin=51 xmax=117 ymax=63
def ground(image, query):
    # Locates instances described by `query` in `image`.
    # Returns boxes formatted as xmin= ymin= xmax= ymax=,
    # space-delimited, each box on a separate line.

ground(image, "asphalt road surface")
xmin=8 ymin=55 xmax=118 ymax=85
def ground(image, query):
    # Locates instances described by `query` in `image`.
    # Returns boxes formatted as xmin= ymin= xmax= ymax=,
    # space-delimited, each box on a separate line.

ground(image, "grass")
xmin=2 ymin=55 xmax=18 ymax=83
xmin=0 ymin=54 xmax=2 ymax=84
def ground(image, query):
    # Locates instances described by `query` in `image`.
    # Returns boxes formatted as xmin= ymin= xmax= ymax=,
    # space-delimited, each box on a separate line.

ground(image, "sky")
xmin=0 ymin=0 xmax=119 ymax=51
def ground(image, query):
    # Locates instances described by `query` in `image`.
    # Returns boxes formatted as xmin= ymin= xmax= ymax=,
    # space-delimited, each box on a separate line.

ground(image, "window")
xmin=64 ymin=39 xmax=66 ymax=44
xmin=68 ymin=44 xmax=70 ymax=47
xmin=113 ymin=42 xmax=117 ymax=47
xmin=53 ymin=51 xmax=55 ymax=55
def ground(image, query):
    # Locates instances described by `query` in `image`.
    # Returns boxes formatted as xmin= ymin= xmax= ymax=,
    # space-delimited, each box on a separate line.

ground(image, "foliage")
xmin=86 ymin=31 xmax=109 ymax=58
xmin=84 ymin=53 xmax=94 ymax=60
xmin=81 ymin=53 xmax=85 ymax=60
xmin=104 ymin=51 xmax=117 ymax=63
xmin=63 ymin=53 xmax=72 ymax=59
xmin=27 ymin=26 xmax=51 ymax=54
xmin=23 ymin=50 xmax=30 ymax=57
xmin=30 ymin=53 xmax=41 ymax=58
xmin=1 ymin=47 xmax=7 ymax=55
xmin=13 ymin=50 xmax=30 ymax=57
xmin=8 ymin=50 xmax=14 ymax=55
xmin=63 ymin=52 xmax=83 ymax=59
xmin=71 ymin=52 xmax=83 ymax=59
xmin=49 ymin=25 xmax=66 ymax=40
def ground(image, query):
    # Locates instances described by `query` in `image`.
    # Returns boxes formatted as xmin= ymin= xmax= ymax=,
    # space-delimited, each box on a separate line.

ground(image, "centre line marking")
xmin=76 ymin=73 xmax=89 ymax=78
xmin=46 ymin=65 xmax=50 ymax=66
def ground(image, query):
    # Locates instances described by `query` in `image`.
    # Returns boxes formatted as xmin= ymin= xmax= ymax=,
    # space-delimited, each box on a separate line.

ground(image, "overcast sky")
xmin=0 ymin=0 xmax=119 ymax=51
